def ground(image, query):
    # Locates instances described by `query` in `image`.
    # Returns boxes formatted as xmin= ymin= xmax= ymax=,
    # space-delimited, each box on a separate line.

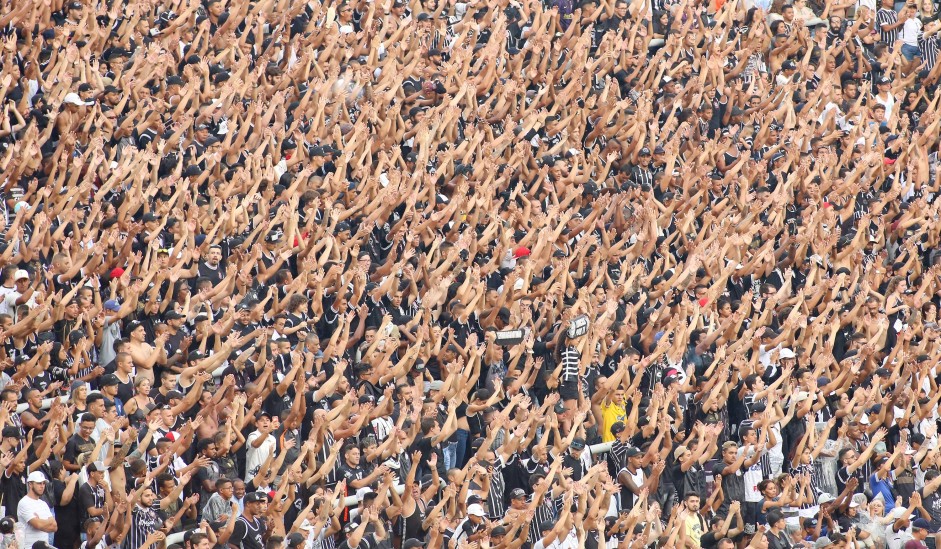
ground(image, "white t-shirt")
xmin=901 ymin=17 xmax=922 ymax=47
xmin=245 ymin=431 xmax=276 ymax=482
xmin=533 ymin=530 xmax=578 ymax=549
xmin=0 ymin=286 xmax=16 ymax=316
xmin=18 ymin=495 xmax=54 ymax=548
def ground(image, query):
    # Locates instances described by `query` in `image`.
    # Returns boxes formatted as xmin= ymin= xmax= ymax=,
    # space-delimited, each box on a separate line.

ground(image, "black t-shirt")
xmin=702 ymin=531 xmax=721 ymax=549
xmin=64 ymin=434 xmax=96 ymax=466
xmin=922 ymin=488 xmax=941 ymax=531
xmin=410 ymin=436 xmax=445 ymax=478
xmin=230 ymin=516 xmax=266 ymax=549
xmin=767 ymin=530 xmax=792 ymax=549
xmin=836 ymin=466 xmax=864 ymax=495
xmin=78 ymin=482 xmax=105 ymax=521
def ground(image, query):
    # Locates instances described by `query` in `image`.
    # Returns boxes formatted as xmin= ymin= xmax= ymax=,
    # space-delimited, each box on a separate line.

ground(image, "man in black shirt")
xmin=78 ymin=461 xmax=109 ymax=523
xmin=765 ymin=509 xmax=791 ymax=549
xmin=64 ymin=414 xmax=97 ymax=473
xmin=197 ymin=246 xmax=227 ymax=288
xmin=562 ymin=438 xmax=587 ymax=481
xmin=228 ymin=492 xmax=267 ymax=549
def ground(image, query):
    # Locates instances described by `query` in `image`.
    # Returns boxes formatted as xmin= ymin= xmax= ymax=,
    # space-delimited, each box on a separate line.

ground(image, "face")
xmin=234 ymin=481 xmax=246 ymax=498
xmin=345 ymin=447 xmax=361 ymax=466
xmin=207 ymin=248 xmax=222 ymax=265
xmin=141 ymin=488 xmax=156 ymax=507
xmin=685 ymin=496 xmax=700 ymax=512
xmin=80 ymin=420 xmax=96 ymax=438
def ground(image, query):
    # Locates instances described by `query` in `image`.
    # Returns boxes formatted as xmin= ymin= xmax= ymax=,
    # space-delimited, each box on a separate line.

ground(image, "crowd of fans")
xmin=0 ymin=0 xmax=940 ymax=546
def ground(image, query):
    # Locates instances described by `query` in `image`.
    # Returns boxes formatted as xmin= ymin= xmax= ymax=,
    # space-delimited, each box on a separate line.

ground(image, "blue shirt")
xmin=870 ymin=473 xmax=895 ymax=512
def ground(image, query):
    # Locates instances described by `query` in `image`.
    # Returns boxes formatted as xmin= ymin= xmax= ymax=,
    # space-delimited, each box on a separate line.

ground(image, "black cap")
xmin=286 ymin=533 xmax=306 ymax=547
xmin=509 ymin=488 xmax=527 ymax=500
xmin=244 ymin=491 xmax=268 ymax=503
xmin=571 ymin=437 xmax=586 ymax=450
xmin=403 ymin=540 xmax=425 ymax=549
xmin=624 ymin=446 xmax=643 ymax=458
xmin=100 ymin=374 xmax=120 ymax=387
xmin=1 ymin=426 xmax=19 ymax=438
xmin=610 ymin=421 xmax=626 ymax=435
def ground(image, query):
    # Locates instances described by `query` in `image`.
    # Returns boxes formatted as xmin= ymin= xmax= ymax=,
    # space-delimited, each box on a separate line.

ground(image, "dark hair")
xmin=81 ymin=412 xmax=97 ymax=424
xmin=198 ymin=438 xmax=215 ymax=454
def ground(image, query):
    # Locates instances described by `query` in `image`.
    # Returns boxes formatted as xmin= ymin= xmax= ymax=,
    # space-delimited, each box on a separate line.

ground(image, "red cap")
xmin=513 ymin=247 xmax=531 ymax=259
xmin=110 ymin=267 xmax=125 ymax=279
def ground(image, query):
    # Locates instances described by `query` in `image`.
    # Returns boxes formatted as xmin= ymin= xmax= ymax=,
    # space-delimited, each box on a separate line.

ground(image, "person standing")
xmin=125 ymin=487 xmax=164 ymax=549
xmin=17 ymin=471 xmax=56 ymax=548
xmin=227 ymin=492 xmax=267 ymax=549
xmin=245 ymin=413 xmax=276 ymax=483
xmin=78 ymin=462 xmax=109 ymax=523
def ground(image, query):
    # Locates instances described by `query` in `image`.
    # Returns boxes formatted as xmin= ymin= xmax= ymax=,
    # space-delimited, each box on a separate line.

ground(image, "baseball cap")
xmin=624 ymin=446 xmax=643 ymax=458
xmin=509 ymin=488 xmax=527 ymax=500
xmin=403 ymin=540 xmax=425 ymax=549
xmin=1 ymin=426 xmax=19 ymax=438
xmin=467 ymin=503 xmax=486 ymax=517
xmin=571 ymin=437 xmax=586 ymax=450
xmin=103 ymin=299 xmax=120 ymax=311
xmin=100 ymin=374 xmax=120 ymax=387
xmin=285 ymin=533 xmax=306 ymax=547
xmin=513 ymin=246 xmax=531 ymax=259
xmin=13 ymin=269 xmax=28 ymax=281
xmin=913 ymin=518 xmax=931 ymax=531
xmin=87 ymin=461 xmax=107 ymax=473
xmin=610 ymin=422 xmax=626 ymax=436
xmin=63 ymin=92 xmax=92 ymax=106
xmin=244 ymin=492 xmax=268 ymax=503
xmin=27 ymin=471 xmax=46 ymax=483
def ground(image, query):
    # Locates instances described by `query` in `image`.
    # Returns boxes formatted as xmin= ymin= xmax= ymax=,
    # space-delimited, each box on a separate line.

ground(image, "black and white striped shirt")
xmin=877 ymin=8 xmax=899 ymax=45
xmin=486 ymin=456 xmax=507 ymax=520
xmin=123 ymin=505 xmax=162 ymax=549
xmin=529 ymin=493 xmax=561 ymax=543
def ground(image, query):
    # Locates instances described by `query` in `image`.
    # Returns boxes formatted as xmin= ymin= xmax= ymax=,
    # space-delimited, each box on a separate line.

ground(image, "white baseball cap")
xmin=63 ymin=92 xmax=92 ymax=106
xmin=26 ymin=471 xmax=46 ymax=483
xmin=467 ymin=504 xmax=486 ymax=517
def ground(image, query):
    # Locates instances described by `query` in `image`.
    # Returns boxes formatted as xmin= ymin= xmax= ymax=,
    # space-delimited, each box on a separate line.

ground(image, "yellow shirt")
xmin=601 ymin=400 xmax=627 ymax=442
xmin=686 ymin=514 xmax=705 ymax=546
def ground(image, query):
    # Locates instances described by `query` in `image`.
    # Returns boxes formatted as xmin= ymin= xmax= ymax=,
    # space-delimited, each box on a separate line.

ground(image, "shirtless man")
xmin=125 ymin=320 xmax=167 ymax=384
